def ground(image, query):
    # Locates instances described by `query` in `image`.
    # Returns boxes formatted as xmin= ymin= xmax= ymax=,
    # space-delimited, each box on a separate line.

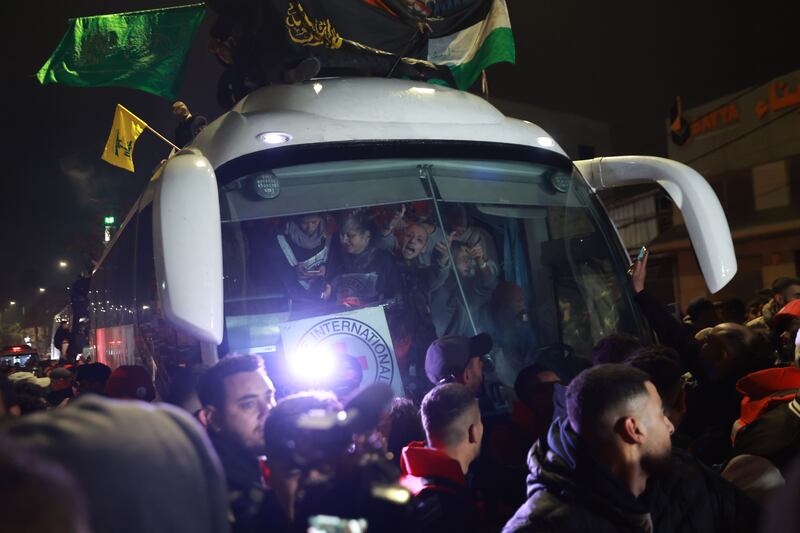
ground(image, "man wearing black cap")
xmin=425 ymin=333 xmax=492 ymax=396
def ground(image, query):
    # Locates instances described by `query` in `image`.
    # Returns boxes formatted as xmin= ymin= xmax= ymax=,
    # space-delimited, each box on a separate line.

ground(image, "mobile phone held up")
xmin=636 ymin=246 xmax=648 ymax=262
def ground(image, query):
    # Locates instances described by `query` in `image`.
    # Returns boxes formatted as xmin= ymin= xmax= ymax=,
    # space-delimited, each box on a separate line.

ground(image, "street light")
xmin=9 ymin=301 xmax=16 ymax=306
xmin=59 ymin=260 xmax=68 ymax=268
xmin=38 ymin=287 xmax=46 ymax=293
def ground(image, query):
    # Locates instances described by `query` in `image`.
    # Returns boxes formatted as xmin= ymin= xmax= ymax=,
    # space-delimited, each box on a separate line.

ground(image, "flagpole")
xmin=145 ymin=125 xmax=179 ymax=151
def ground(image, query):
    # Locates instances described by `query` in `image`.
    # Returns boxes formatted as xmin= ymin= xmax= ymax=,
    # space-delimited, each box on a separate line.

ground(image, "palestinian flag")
xmin=428 ymin=0 xmax=515 ymax=89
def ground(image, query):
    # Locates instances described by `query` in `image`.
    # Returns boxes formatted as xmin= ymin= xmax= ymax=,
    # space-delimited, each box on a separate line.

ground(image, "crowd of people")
xmin=2 ymin=252 xmax=800 ymax=532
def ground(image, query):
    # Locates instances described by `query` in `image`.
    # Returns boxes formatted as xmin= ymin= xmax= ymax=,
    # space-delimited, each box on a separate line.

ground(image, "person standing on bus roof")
xmin=173 ymin=101 xmax=208 ymax=148
xmin=198 ymin=354 xmax=277 ymax=533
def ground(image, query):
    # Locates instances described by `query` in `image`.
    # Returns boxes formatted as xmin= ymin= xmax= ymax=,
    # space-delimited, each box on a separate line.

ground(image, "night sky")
xmin=2 ymin=1 xmax=798 ymax=308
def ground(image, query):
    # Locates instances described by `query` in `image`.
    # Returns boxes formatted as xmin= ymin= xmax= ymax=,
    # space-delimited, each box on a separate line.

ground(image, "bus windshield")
xmin=219 ymin=155 xmax=645 ymax=401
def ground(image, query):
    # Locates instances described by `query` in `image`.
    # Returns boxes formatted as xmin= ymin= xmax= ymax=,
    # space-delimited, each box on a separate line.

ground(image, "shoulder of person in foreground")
xmin=668 ymin=448 xmax=760 ymax=532
xmin=502 ymin=486 xmax=573 ymax=533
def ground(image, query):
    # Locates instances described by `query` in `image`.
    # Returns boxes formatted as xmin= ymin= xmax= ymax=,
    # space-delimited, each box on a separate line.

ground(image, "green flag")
xmin=36 ymin=4 xmax=205 ymax=100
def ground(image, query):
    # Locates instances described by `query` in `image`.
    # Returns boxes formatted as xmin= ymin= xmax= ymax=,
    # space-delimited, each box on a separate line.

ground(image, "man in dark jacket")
xmin=198 ymin=354 xmax=277 ymax=533
xmin=503 ymin=364 xmax=758 ymax=533
xmin=400 ymin=383 xmax=488 ymax=533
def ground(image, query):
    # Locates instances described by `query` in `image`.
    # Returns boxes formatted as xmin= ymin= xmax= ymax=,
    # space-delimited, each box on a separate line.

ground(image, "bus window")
xmin=219 ymin=157 xmax=646 ymax=400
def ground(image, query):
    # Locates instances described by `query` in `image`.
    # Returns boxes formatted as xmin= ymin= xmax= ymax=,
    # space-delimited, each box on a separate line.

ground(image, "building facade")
xmin=607 ymin=70 xmax=800 ymax=309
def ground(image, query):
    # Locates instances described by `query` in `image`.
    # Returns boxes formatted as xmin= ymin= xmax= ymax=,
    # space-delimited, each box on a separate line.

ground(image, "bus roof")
xmin=190 ymin=77 xmax=567 ymax=169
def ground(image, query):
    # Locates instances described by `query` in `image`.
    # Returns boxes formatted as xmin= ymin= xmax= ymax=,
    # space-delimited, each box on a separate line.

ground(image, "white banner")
xmin=279 ymin=306 xmax=404 ymax=398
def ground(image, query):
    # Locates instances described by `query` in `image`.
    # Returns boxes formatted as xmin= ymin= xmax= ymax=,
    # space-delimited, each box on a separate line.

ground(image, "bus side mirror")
xmin=575 ymin=156 xmax=737 ymax=294
xmin=153 ymin=153 xmax=224 ymax=344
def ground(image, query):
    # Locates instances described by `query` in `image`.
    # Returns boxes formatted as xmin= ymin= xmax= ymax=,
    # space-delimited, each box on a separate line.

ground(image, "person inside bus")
xmin=377 ymin=203 xmax=448 ymax=267
xmin=486 ymin=281 xmax=537 ymax=389
xmin=396 ymin=224 xmax=452 ymax=292
xmin=430 ymin=240 xmax=497 ymax=337
xmin=268 ymin=213 xmax=331 ymax=305
xmin=325 ymin=210 xmax=401 ymax=307
xmin=390 ymin=223 xmax=453 ymax=377
xmin=442 ymin=204 xmax=499 ymax=278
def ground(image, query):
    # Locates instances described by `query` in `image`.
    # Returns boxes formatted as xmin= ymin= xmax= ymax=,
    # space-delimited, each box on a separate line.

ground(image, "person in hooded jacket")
xmin=503 ymin=364 xmax=758 ymax=533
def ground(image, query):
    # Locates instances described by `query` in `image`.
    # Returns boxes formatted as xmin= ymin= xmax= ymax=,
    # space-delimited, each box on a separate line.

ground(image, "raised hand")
xmin=630 ymin=249 xmax=649 ymax=294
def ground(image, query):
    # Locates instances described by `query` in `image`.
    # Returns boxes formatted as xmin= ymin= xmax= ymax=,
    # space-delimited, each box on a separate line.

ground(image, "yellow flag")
xmin=101 ymin=104 xmax=147 ymax=172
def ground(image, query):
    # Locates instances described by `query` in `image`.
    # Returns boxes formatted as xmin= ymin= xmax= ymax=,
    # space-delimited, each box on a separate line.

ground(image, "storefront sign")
xmin=755 ymin=81 xmax=800 ymax=119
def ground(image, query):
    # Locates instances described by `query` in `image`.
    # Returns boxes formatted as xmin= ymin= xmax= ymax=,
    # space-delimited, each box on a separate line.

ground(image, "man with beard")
xmin=431 ymin=240 xmax=497 ymax=337
xmin=198 ymin=354 xmax=277 ymax=533
xmin=503 ymin=364 xmax=758 ymax=533
xmin=424 ymin=333 xmax=491 ymax=395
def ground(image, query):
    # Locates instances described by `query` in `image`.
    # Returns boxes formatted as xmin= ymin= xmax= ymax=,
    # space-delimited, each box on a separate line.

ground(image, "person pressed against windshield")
xmin=431 ymin=241 xmax=497 ymax=337
xmin=389 ymin=222 xmax=452 ymax=381
xmin=442 ymin=203 xmax=498 ymax=277
xmin=400 ymin=224 xmax=429 ymax=260
xmin=325 ymin=210 xmax=401 ymax=306
xmin=270 ymin=212 xmax=330 ymax=301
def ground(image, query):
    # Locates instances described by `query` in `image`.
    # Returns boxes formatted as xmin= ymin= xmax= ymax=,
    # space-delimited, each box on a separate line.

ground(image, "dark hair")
xmin=591 ymin=334 xmax=643 ymax=366
xmin=625 ymin=347 xmax=683 ymax=413
xmin=514 ymin=364 xmax=557 ymax=401
xmin=420 ymin=383 xmax=477 ymax=447
xmin=566 ymin=364 xmax=650 ymax=435
xmin=718 ymin=298 xmax=747 ymax=324
xmin=442 ymin=203 xmax=468 ymax=230
xmin=263 ymin=390 xmax=342 ymax=466
xmin=686 ymin=297 xmax=715 ymax=321
xmin=197 ymin=354 xmax=264 ymax=408
xmin=340 ymin=211 xmax=377 ymax=240
xmin=13 ymin=381 xmax=49 ymax=415
xmin=75 ymin=363 xmax=112 ymax=384
xmin=773 ymin=277 xmax=800 ymax=296
xmin=385 ymin=397 xmax=424 ymax=463
xmin=707 ymin=325 xmax=773 ymax=375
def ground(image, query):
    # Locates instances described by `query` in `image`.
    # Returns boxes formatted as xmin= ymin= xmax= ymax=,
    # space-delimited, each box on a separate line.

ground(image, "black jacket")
xmin=400 ymin=442 xmax=488 ymax=533
xmin=208 ymin=431 xmax=268 ymax=533
xmin=732 ymin=398 xmax=800 ymax=476
xmin=503 ymin=419 xmax=758 ymax=533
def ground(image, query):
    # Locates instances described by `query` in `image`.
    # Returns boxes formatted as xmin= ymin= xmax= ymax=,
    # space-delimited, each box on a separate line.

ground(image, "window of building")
xmin=752 ymin=160 xmax=790 ymax=211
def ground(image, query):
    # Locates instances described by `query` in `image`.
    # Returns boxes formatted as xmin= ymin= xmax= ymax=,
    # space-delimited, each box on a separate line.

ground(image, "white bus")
xmin=88 ymin=77 xmax=736 ymax=402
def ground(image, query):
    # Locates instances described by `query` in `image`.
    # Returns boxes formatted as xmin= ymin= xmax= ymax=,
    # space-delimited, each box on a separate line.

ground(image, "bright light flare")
xmin=288 ymin=345 xmax=337 ymax=383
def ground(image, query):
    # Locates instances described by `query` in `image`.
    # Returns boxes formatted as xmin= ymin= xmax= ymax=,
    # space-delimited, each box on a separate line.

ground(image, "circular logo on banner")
xmin=297 ymin=317 xmax=396 ymax=398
